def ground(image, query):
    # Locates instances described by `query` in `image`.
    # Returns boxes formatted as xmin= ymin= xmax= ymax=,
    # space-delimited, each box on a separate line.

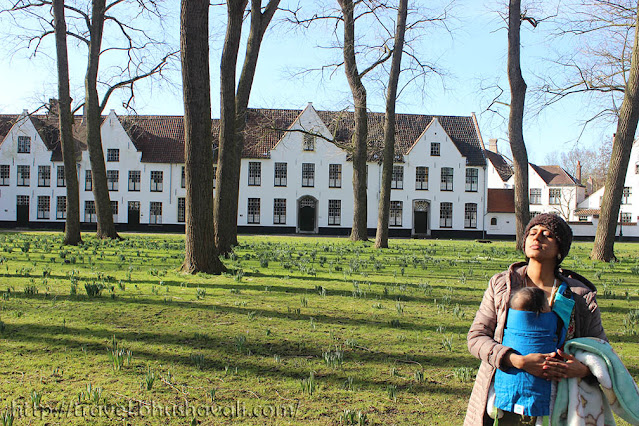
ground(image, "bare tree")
xmin=592 ymin=0 xmax=639 ymax=261
xmin=180 ymin=0 xmax=225 ymax=274
xmin=337 ymin=0 xmax=370 ymax=241
xmin=52 ymin=0 xmax=81 ymax=245
xmin=508 ymin=0 xmax=535 ymax=249
xmin=215 ymin=0 xmax=280 ymax=255
xmin=544 ymin=139 xmax=612 ymax=192
xmin=3 ymin=0 xmax=176 ymax=239
xmin=375 ymin=0 xmax=407 ymax=249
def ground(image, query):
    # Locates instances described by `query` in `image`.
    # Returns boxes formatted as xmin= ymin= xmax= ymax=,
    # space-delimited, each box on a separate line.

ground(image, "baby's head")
xmin=510 ymin=287 xmax=550 ymax=314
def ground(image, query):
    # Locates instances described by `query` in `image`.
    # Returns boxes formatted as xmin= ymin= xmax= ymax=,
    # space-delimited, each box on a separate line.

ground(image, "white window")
xmin=622 ymin=187 xmax=631 ymax=204
xmin=329 ymin=164 xmax=342 ymax=188
xmin=579 ymin=215 xmax=588 ymax=222
xmin=391 ymin=165 xmax=404 ymax=189
xmin=56 ymin=196 xmax=66 ymax=220
xmin=430 ymin=142 xmax=440 ymax=156
xmin=620 ymin=212 xmax=632 ymax=223
xmin=302 ymin=163 xmax=315 ymax=187
xmin=328 ymin=200 xmax=341 ymax=225
xmin=415 ymin=166 xmax=428 ymax=190
xmin=85 ymin=170 xmax=92 ymax=191
xmin=273 ymin=198 xmax=286 ymax=224
xmin=303 ymin=134 xmax=315 ymax=151
xmin=107 ymin=149 xmax=119 ymax=162
xmin=465 ymin=168 xmax=478 ymax=192
xmin=128 ymin=171 xmax=140 ymax=191
xmin=248 ymin=162 xmax=261 ymax=186
xmin=111 ymin=201 xmax=118 ymax=222
xmin=17 ymin=195 xmax=29 ymax=206
xmin=181 ymin=166 xmax=186 ymax=189
xmin=440 ymin=167 xmax=453 ymax=191
xmin=149 ymin=202 xmax=162 ymax=224
xmin=57 ymin=165 xmax=65 ymax=187
xmin=85 ymin=200 xmax=96 ymax=223
xmin=0 ymin=165 xmax=9 ymax=186
xmin=247 ymin=198 xmax=260 ymax=224
xmin=38 ymin=165 xmax=51 ymax=187
xmin=549 ymin=188 xmax=561 ymax=205
xmin=530 ymin=188 xmax=542 ymax=205
xmin=107 ymin=170 xmax=119 ymax=191
xmin=440 ymin=202 xmax=453 ymax=228
xmin=274 ymin=162 xmax=287 ymax=187
xmin=17 ymin=165 xmax=30 ymax=186
xmin=17 ymin=136 xmax=30 ymax=153
xmin=465 ymin=203 xmax=477 ymax=228
xmin=150 ymin=171 xmax=163 ymax=192
xmin=37 ymin=196 xmax=50 ymax=219
xmin=490 ymin=217 xmax=497 ymax=226
xmin=389 ymin=201 xmax=402 ymax=226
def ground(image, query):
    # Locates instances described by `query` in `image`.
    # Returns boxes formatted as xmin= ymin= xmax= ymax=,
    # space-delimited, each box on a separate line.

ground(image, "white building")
xmin=0 ymin=103 xmax=490 ymax=237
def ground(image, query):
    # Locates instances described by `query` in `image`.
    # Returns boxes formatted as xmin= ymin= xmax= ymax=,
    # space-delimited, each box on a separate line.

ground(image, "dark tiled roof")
xmin=484 ymin=150 xmax=513 ymax=182
xmin=531 ymin=164 xmax=581 ymax=186
xmin=0 ymin=115 xmax=18 ymax=141
xmin=487 ymin=188 xmax=515 ymax=213
xmin=574 ymin=208 xmax=600 ymax=217
xmin=119 ymin=115 xmax=188 ymax=163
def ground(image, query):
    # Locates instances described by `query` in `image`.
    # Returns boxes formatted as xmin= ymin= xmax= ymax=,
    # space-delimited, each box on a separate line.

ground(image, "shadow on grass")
xmin=1 ymin=321 xmax=476 ymax=395
xmin=7 ymin=292 xmax=472 ymax=335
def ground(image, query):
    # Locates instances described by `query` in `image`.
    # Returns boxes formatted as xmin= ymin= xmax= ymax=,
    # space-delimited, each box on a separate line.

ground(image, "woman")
xmin=465 ymin=213 xmax=607 ymax=425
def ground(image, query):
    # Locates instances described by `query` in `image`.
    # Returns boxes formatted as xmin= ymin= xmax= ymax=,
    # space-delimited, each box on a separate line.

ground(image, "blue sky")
xmin=0 ymin=0 xmax=618 ymax=165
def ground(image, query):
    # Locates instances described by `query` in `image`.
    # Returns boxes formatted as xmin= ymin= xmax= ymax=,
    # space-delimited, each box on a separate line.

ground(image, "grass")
xmin=0 ymin=232 xmax=637 ymax=425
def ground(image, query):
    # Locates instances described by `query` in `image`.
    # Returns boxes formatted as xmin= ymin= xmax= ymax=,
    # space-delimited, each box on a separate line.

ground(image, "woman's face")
xmin=525 ymin=225 xmax=560 ymax=264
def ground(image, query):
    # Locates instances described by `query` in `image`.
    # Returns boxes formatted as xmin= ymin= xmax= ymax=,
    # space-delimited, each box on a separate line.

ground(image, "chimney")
xmin=576 ymin=160 xmax=582 ymax=183
xmin=488 ymin=138 xmax=498 ymax=153
xmin=48 ymin=98 xmax=59 ymax=118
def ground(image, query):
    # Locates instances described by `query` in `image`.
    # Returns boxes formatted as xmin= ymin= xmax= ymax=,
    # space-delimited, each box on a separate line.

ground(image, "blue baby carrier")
xmin=494 ymin=283 xmax=575 ymax=417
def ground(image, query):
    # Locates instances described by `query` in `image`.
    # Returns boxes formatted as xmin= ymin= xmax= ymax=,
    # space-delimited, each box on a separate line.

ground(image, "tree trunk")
xmin=223 ymin=0 xmax=281 ymax=252
xmin=214 ymin=0 xmax=247 ymax=255
xmin=85 ymin=0 xmax=118 ymax=239
xmin=508 ymin=0 xmax=530 ymax=250
xmin=180 ymin=0 xmax=226 ymax=274
xmin=53 ymin=0 xmax=81 ymax=245
xmin=375 ymin=0 xmax=408 ymax=249
xmin=339 ymin=0 xmax=368 ymax=241
xmin=591 ymin=1 xmax=639 ymax=262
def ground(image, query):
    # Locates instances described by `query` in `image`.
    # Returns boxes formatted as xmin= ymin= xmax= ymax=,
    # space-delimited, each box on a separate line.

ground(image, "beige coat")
xmin=464 ymin=262 xmax=607 ymax=426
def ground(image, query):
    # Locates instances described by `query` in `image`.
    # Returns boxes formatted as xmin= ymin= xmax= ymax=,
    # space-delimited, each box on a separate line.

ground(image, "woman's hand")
xmin=504 ymin=350 xmax=590 ymax=380
xmin=506 ymin=352 xmax=556 ymax=378
xmin=545 ymin=350 xmax=591 ymax=379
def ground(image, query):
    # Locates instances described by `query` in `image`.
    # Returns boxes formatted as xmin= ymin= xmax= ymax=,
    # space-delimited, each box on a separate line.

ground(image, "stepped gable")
xmin=531 ymin=164 xmax=581 ymax=186
xmin=484 ymin=149 xmax=513 ymax=182
xmin=120 ymin=115 xmax=187 ymax=163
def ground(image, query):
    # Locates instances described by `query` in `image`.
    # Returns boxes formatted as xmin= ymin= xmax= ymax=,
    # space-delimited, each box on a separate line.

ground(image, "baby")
xmin=493 ymin=286 xmax=560 ymax=420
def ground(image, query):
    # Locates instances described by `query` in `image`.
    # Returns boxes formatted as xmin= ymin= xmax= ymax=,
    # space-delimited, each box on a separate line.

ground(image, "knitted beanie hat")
xmin=523 ymin=213 xmax=573 ymax=263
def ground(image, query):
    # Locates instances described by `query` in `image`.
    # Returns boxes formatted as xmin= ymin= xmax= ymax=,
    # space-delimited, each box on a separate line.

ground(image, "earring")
xmin=557 ymin=253 xmax=561 ymax=261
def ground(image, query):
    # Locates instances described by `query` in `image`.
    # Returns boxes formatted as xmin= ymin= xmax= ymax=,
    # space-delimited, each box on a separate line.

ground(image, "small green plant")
xmin=234 ymin=335 xmax=247 ymax=353
xmin=30 ymin=389 xmax=42 ymax=408
xmin=387 ymin=384 xmax=397 ymax=402
xmin=300 ymin=296 xmax=308 ymax=307
xmin=195 ymin=288 xmax=206 ymax=299
xmin=2 ymin=409 xmax=14 ymax=426
xmin=144 ymin=367 xmax=155 ymax=390
xmin=107 ymin=335 xmax=132 ymax=371
xmin=414 ymin=370 xmax=425 ymax=382
xmin=23 ymin=285 xmax=38 ymax=295
xmin=342 ymin=408 xmax=367 ymax=425
xmin=190 ymin=353 xmax=205 ymax=370
xmin=323 ymin=347 xmax=344 ymax=368
xmin=85 ymin=282 xmax=104 ymax=298
xmin=452 ymin=367 xmax=475 ymax=382
xmin=442 ymin=335 xmax=453 ymax=352
xmin=300 ymin=371 xmax=316 ymax=395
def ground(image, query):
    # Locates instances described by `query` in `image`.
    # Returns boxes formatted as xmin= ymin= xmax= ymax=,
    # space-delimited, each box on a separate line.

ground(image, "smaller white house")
xmin=574 ymin=138 xmax=639 ymax=238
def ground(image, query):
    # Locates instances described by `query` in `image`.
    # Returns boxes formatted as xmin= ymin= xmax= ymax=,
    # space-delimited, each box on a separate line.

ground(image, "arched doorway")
xmin=413 ymin=200 xmax=430 ymax=237
xmin=298 ymin=196 xmax=317 ymax=233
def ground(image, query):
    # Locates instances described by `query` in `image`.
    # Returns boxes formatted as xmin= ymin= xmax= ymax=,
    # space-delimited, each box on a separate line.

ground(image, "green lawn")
xmin=0 ymin=233 xmax=637 ymax=425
